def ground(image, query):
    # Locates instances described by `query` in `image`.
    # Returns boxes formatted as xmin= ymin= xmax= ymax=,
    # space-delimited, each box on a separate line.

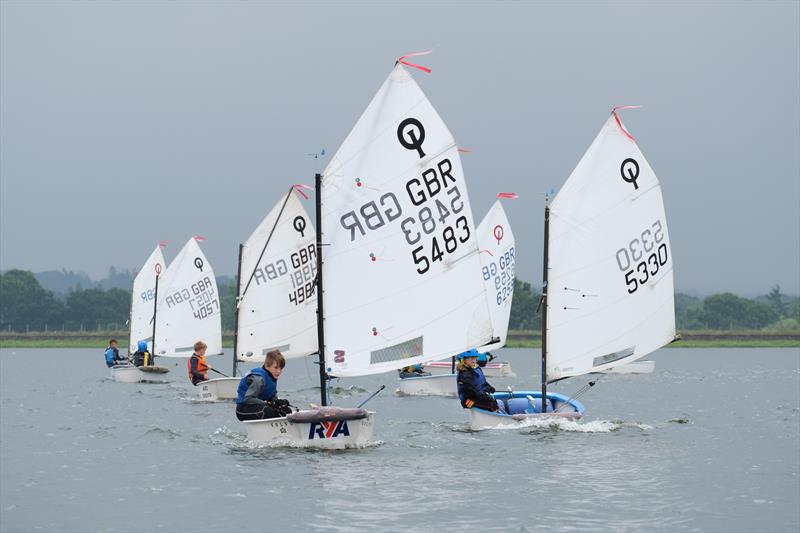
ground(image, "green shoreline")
xmin=1 ymin=331 xmax=798 ymax=349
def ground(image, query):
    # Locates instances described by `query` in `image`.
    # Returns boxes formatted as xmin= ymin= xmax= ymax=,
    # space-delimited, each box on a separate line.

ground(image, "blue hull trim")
xmin=472 ymin=390 xmax=585 ymax=418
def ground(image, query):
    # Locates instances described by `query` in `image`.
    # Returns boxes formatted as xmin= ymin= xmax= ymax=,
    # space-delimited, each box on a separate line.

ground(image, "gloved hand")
xmin=486 ymin=385 xmax=496 ymax=394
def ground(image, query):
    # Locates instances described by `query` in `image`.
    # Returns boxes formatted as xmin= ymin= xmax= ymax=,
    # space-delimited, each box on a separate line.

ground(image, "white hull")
xmin=594 ymin=360 xmax=655 ymax=375
xmin=243 ymin=412 xmax=375 ymax=449
xmin=197 ymin=377 xmax=240 ymax=401
xmin=109 ymin=365 xmax=170 ymax=383
xmin=423 ymin=360 xmax=514 ymax=377
xmin=396 ymin=374 xmax=456 ymax=397
xmin=469 ymin=407 xmax=582 ymax=430
xmin=109 ymin=365 xmax=143 ymax=383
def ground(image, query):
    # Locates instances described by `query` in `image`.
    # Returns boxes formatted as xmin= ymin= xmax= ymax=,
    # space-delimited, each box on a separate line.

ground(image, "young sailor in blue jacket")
xmin=104 ymin=339 xmax=125 ymax=367
xmin=456 ymin=348 xmax=498 ymax=411
xmin=235 ymin=350 xmax=293 ymax=421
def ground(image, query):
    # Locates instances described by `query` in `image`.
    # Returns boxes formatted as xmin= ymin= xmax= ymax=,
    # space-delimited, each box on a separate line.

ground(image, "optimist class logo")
xmin=493 ymin=225 xmax=504 ymax=244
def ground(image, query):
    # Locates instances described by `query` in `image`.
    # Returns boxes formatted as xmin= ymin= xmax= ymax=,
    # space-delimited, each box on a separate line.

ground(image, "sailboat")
xmin=151 ymin=237 xmax=224 ymax=387
xmin=241 ymin=57 xmax=494 ymax=448
xmin=469 ymin=108 xmax=676 ymax=429
xmin=398 ymin=198 xmax=516 ymax=397
xmin=110 ymin=244 xmax=171 ymax=383
xmin=200 ymin=186 xmax=320 ymax=403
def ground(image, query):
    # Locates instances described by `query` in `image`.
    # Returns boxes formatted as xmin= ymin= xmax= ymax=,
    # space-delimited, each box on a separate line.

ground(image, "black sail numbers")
xmin=338 ymin=117 xmax=471 ymax=275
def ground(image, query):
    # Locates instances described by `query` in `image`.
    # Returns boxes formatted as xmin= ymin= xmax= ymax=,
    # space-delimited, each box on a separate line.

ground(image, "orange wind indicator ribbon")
xmin=397 ymin=50 xmax=433 ymax=74
xmin=611 ymin=105 xmax=642 ymax=142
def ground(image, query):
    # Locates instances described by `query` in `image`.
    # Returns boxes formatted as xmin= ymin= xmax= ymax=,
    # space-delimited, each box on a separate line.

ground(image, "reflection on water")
xmin=1 ymin=347 xmax=798 ymax=532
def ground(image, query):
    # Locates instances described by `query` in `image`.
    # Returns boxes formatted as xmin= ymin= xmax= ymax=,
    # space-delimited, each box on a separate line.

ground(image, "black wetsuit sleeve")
xmin=458 ymin=371 xmax=495 ymax=404
xmin=241 ymin=375 xmax=267 ymax=407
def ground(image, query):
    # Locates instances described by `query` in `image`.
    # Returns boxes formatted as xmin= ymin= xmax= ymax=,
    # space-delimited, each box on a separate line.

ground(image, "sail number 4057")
xmin=616 ymin=220 xmax=669 ymax=294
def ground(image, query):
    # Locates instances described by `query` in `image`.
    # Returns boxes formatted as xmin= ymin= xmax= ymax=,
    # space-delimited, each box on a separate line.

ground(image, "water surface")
xmin=1 ymin=348 xmax=798 ymax=532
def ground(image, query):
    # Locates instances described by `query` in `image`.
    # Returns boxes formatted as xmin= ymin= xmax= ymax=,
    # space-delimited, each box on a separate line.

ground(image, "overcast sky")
xmin=1 ymin=0 xmax=798 ymax=295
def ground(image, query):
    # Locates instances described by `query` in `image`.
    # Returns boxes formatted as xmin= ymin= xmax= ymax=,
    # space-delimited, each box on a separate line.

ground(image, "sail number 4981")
xmin=615 ymin=220 xmax=669 ymax=294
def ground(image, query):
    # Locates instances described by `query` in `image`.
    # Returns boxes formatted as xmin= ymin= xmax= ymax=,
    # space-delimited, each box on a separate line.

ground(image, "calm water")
xmin=1 ymin=347 xmax=798 ymax=533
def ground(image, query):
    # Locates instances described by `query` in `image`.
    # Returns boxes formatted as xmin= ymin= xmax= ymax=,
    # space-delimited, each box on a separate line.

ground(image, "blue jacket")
xmin=236 ymin=367 xmax=277 ymax=405
xmin=457 ymin=365 xmax=496 ymax=409
xmin=105 ymin=346 xmax=119 ymax=367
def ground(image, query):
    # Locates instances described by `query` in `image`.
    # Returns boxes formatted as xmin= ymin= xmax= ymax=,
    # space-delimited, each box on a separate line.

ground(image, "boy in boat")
xmin=235 ymin=349 xmax=293 ymax=420
xmin=132 ymin=340 xmax=154 ymax=367
xmin=398 ymin=363 xmax=431 ymax=379
xmin=187 ymin=340 xmax=209 ymax=385
xmin=104 ymin=339 xmax=125 ymax=367
xmin=456 ymin=348 xmax=498 ymax=411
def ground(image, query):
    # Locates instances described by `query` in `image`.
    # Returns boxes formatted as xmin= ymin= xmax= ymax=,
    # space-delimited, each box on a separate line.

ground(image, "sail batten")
xmin=546 ymin=114 xmax=675 ymax=380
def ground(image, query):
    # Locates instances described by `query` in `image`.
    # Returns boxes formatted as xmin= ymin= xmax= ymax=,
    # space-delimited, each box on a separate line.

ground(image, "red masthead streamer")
xmin=611 ymin=105 xmax=641 ymax=142
xmin=293 ymin=183 xmax=312 ymax=200
xmin=194 ymin=236 xmax=206 ymax=243
xmin=397 ymin=50 xmax=432 ymax=74
xmin=158 ymin=239 xmax=169 ymax=249
xmin=497 ymin=192 xmax=518 ymax=199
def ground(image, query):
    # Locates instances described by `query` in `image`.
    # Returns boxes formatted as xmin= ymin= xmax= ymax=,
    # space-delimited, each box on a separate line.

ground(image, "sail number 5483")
xmin=615 ymin=220 xmax=668 ymax=294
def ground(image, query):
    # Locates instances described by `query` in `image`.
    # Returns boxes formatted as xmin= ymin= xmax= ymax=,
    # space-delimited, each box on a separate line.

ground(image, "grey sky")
xmin=1 ymin=0 xmax=798 ymax=295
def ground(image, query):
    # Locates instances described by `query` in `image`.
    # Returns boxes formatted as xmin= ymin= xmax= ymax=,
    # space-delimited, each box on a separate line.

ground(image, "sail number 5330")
xmin=615 ymin=220 xmax=668 ymax=294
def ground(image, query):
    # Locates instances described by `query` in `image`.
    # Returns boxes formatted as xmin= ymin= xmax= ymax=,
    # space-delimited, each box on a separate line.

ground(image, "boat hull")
xmin=468 ymin=391 xmax=584 ymax=430
xmin=243 ymin=411 xmax=375 ymax=449
xmin=197 ymin=377 xmax=240 ymax=401
xmin=109 ymin=365 xmax=170 ymax=383
xmin=396 ymin=374 xmax=456 ymax=397
xmin=423 ymin=360 xmax=514 ymax=377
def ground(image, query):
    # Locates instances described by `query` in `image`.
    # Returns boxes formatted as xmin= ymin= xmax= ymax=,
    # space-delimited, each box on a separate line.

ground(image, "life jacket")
xmin=187 ymin=354 xmax=209 ymax=381
xmin=104 ymin=346 xmax=119 ymax=366
xmin=457 ymin=365 xmax=489 ymax=406
xmin=134 ymin=350 xmax=152 ymax=367
xmin=236 ymin=366 xmax=277 ymax=405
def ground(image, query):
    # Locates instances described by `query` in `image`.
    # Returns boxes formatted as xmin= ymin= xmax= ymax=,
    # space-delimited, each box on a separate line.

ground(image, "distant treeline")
xmin=1 ymin=269 xmax=798 ymax=333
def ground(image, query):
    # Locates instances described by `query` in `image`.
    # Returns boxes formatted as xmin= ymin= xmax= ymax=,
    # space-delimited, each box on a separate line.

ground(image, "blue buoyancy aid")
xmin=236 ymin=366 xmax=277 ymax=405
xmin=105 ymin=346 xmax=118 ymax=367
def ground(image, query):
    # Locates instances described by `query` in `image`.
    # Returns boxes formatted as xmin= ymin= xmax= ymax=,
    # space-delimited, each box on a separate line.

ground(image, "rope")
xmin=554 ymin=376 xmax=601 ymax=413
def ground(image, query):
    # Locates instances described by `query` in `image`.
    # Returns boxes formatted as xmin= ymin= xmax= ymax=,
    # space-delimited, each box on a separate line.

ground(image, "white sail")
xmin=236 ymin=188 xmax=317 ymax=362
xmin=128 ymin=246 xmax=166 ymax=354
xmin=154 ymin=238 xmax=223 ymax=357
xmin=321 ymin=64 xmax=493 ymax=377
xmin=547 ymin=114 xmax=675 ymax=381
xmin=476 ymin=201 xmax=515 ymax=352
